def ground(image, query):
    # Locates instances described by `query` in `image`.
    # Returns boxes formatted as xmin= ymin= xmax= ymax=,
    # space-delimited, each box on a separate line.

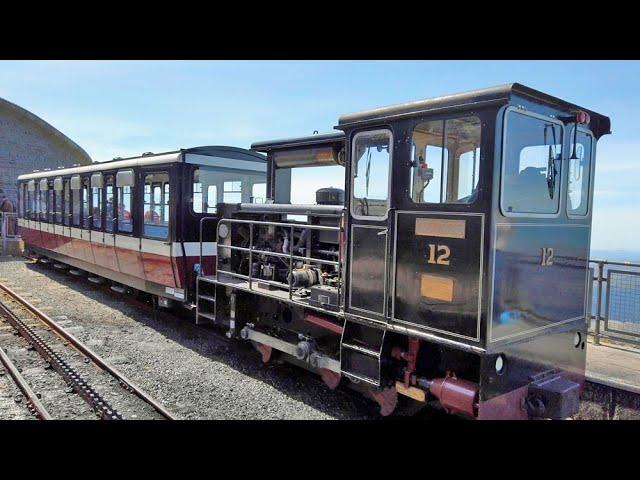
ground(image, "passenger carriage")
xmin=16 ymin=146 xmax=268 ymax=306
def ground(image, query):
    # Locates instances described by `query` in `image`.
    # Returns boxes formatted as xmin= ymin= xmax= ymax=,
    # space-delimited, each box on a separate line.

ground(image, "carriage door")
xmin=347 ymin=129 xmax=393 ymax=322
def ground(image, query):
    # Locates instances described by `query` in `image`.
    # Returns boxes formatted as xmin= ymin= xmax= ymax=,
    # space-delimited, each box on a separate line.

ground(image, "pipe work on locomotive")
xmin=17 ymin=84 xmax=611 ymax=419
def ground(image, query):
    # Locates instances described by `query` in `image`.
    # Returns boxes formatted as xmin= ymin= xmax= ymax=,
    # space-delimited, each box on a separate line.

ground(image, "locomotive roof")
xmin=337 ymin=83 xmax=611 ymax=139
xmin=17 ymin=145 xmax=266 ymax=181
xmin=251 ymin=131 xmax=345 ymax=152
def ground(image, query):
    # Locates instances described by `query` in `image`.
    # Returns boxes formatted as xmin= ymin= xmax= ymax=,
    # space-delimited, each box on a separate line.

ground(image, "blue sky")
xmin=0 ymin=60 xmax=638 ymax=253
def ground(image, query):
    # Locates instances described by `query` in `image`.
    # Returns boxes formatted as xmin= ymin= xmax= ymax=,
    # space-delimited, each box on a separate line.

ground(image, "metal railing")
xmin=589 ymin=259 xmax=640 ymax=345
xmin=1 ymin=212 xmax=20 ymax=256
xmin=213 ymin=217 xmax=342 ymax=309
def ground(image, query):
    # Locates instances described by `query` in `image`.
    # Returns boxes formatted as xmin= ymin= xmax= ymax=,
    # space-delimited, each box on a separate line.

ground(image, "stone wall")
xmin=0 ymin=98 xmax=91 ymax=207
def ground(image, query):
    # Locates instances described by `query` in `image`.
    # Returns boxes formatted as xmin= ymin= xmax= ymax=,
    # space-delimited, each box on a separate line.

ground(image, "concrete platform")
xmin=577 ymin=336 xmax=640 ymax=419
xmin=586 ymin=337 xmax=640 ymax=395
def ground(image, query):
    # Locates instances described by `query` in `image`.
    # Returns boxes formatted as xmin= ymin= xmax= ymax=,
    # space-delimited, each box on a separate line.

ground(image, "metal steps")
xmin=196 ymin=276 xmax=216 ymax=325
xmin=340 ymin=319 xmax=387 ymax=386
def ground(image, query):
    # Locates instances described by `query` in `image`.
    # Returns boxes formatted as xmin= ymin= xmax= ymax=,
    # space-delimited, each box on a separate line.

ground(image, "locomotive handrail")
xmin=217 ymin=217 xmax=340 ymax=232
xmin=216 ymin=244 xmax=340 ymax=267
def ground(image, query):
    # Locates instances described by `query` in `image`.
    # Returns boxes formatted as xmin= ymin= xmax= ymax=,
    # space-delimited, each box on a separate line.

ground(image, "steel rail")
xmin=0 ymin=344 xmax=52 ymax=420
xmin=0 ymin=299 xmax=122 ymax=419
xmin=0 ymin=282 xmax=178 ymax=420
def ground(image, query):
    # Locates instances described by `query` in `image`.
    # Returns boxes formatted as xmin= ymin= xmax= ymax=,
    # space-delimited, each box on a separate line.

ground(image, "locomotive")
xmin=17 ymin=83 xmax=610 ymax=419
xmin=198 ymin=84 xmax=610 ymax=419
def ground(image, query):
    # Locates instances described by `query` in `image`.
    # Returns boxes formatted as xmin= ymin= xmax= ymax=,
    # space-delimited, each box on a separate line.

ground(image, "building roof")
xmin=336 ymin=83 xmax=611 ymax=139
xmin=0 ymin=96 xmax=92 ymax=164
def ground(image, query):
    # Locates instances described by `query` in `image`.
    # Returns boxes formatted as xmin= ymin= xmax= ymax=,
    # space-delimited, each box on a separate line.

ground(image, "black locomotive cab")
xmin=202 ymin=84 xmax=610 ymax=419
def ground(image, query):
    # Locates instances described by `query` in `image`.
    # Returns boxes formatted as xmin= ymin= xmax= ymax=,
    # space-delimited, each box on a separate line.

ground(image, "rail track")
xmin=0 ymin=281 xmax=177 ymax=420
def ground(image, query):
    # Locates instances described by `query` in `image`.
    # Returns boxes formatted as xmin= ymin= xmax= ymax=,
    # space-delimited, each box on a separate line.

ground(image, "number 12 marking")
xmin=428 ymin=244 xmax=450 ymax=265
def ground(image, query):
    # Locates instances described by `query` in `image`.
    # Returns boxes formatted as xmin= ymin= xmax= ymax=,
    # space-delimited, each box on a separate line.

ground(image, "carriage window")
xmin=105 ymin=177 xmax=114 ymax=232
xmin=39 ymin=184 xmax=47 ymax=221
xmin=18 ymin=184 xmax=24 ymax=217
xmin=63 ymin=180 xmax=71 ymax=226
xmin=223 ymin=181 xmax=242 ymax=203
xmin=92 ymin=186 xmax=102 ymax=229
xmin=410 ymin=116 xmax=481 ymax=204
xmin=116 ymin=169 xmax=134 ymax=233
xmin=251 ymin=183 xmax=266 ymax=204
xmin=72 ymin=182 xmax=81 ymax=226
xmin=502 ymin=111 xmax=562 ymax=215
xmin=192 ymin=167 xmax=265 ymax=214
xmin=206 ymin=185 xmax=217 ymax=213
xmin=27 ymin=183 xmax=35 ymax=220
xmin=54 ymin=180 xmax=63 ymax=224
xmin=193 ymin=181 xmax=203 ymax=213
xmin=47 ymin=182 xmax=54 ymax=223
xmin=143 ymin=173 xmax=169 ymax=239
xmin=567 ymin=129 xmax=593 ymax=216
xmin=352 ymin=130 xmax=391 ymax=218
xmin=82 ymin=178 xmax=90 ymax=228
xmin=117 ymin=186 xmax=133 ymax=233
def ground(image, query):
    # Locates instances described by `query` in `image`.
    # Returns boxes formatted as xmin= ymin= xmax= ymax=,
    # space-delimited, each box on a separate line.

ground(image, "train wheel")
xmin=366 ymin=386 xmax=398 ymax=417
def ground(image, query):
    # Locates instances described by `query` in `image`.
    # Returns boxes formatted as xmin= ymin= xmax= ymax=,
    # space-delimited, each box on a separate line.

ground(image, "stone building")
xmin=0 ymin=97 xmax=91 ymax=207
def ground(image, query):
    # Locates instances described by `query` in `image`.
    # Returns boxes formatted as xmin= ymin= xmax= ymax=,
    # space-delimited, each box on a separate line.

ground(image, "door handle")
xmin=377 ymin=229 xmax=388 ymax=236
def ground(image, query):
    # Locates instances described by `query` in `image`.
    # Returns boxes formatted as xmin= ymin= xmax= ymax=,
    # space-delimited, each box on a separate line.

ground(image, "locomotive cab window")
xmin=567 ymin=128 xmax=593 ymax=217
xmin=143 ymin=173 xmax=170 ymax=239
xmin=351 ymin=130 xmax=392 ymax=218
xmin=409 ymin=116 xmax=481 ymax=204
xmin=501 ymin=109 xmax=563 ymax=216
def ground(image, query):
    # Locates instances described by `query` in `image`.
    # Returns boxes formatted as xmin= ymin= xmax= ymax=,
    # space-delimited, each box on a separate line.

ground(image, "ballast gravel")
xmin=0 ymin=258 xmax=375 ymax=420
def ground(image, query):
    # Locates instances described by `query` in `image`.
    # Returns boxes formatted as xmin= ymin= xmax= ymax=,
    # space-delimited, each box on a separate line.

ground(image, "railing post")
xmin=1 ymin=213 xmax=6 ymax=256
xmin=248 ymin=223 xmax=254 ymax=291
xmin=594 ymin=260 xmax=605 ymax=345
xmin=288 ymin=225 xmax=294 ymax=301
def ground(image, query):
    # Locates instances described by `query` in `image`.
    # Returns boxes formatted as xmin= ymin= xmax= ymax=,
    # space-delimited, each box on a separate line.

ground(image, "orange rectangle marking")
xmin=395 ymin=382 xmax=426 ymax=402
xmin=420 ymin=274 xmax=454 ymax=302
xmin=415 ymin=218 xmax=465 ymax=239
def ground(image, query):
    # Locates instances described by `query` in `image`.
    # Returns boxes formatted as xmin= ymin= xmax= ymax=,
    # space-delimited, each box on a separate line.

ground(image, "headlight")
xmin=218 ymin=223 xmax=229 ymax=239
xmin=495 ymin=354 xmax=506 ymax=374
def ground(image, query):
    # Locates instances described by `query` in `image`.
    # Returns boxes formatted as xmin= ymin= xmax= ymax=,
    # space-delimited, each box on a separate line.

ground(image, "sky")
xmin=0 ymin=60 xmax=638 ymax=254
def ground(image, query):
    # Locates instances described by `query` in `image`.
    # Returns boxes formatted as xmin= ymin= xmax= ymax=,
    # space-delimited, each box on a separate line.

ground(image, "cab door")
xmin=346 ymin=129 xmax=394 ymax=323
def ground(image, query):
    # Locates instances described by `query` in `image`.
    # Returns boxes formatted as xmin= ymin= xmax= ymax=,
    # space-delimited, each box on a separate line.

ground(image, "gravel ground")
xmin=0 ymin=258 xmax=376 ymax=420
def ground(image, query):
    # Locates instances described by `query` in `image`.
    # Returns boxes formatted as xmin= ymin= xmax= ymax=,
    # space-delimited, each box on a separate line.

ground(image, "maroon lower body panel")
xmin=20 ymin=226 xmax=214 ymax=297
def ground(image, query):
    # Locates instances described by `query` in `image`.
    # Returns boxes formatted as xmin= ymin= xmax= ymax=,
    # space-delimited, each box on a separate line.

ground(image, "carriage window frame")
xmin=63 ymin=178 xmax=71 ymax=227
xmin=116 ymin=169 xmax=135 ymax=235
xmin=500 ymin=107 xmax=565 ymax=218
xmin=142 ymin=171 xmax=170 ymax=240
xmin=104 ymin=175 xmax=116 ymax=233
xmin=350 ymin=129 xmax=394 ymax=221
xmin=566 ymin=126 xmax=594 ymax=218
xmin=46 ymin=180 xmax=55 ymax=224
